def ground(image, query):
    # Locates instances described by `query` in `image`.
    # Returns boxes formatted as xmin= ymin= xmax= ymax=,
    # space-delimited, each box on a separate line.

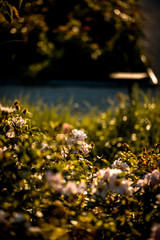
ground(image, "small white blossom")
xmin=0 ymin=146 xmax=7 ymax=154
xmin=60 ymin=146 xmax=69 ymax=158
xmin=65 ymin=129 xmax=91 ymax=157
xmin=40 ymin=143 xmax=49 ymax=152
xmin=6 ymin=126 xmax=15 ymax=138
xmin=15 ymin=117 xmax=27 ymax=127
xmin=69 ymin=129 xmax=87 ymax=144
xmin=112 ymin=158 xmax=129 ymax=171
xmin=6 ymin=116 xmax=27 ymax=138
xmin=0 ymin=104 xmax=16 ymax=113
xmin=9 ymin=117 xmax=26 ymax=128
xmin=79 ymin=142 xmax=92 ymax=156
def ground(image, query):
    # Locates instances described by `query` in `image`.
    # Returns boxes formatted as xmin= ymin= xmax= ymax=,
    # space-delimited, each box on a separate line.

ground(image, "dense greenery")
xmin=0 ymin=0 xmax=145 ymax=82
xmin=1 ymin=88 xmax=160 ymax=239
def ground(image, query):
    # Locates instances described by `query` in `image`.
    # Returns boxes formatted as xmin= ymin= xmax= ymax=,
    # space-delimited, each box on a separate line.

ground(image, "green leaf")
xmin=2 ymin=1 xmax=13 ymax=23
xmin=19 ymin=0 xmax=23 ymax=8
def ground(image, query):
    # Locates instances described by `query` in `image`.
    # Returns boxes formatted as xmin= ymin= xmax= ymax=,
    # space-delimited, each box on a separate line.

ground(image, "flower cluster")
xmin=66 ymin=129 xmax=92 ymax=156
xmin=6 ymin=116 xmax=27 ymax=138
xmin=91 ymin=168 xmax=133 ymax=198
xmin=135 ymin=169 xmax=160 ymax=189
xmin=68 ymin=129 xmax=87 ymax=143
xmin=1 ymin=101 xmax=160 ymax=240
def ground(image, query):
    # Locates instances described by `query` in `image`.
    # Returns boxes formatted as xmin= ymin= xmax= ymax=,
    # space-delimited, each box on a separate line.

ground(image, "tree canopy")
xmin=0 ymin=0 xmax=145 ymax=82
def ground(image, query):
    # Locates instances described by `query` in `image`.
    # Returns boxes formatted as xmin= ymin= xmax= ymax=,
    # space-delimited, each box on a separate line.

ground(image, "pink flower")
xmin=62 ymin=123 xmax=71 ymax=134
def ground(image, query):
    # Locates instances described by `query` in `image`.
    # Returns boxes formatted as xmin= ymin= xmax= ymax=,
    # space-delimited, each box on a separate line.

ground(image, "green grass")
xmin=10 ymin=85 xmax=159 ymax=161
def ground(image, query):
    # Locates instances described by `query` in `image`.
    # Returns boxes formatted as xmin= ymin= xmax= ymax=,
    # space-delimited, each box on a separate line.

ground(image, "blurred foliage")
xmin=5 ymin=85 xmax=158 ymax=162
xmin=0 ymin=0 xmax=22 ymax=23
xmin=0 ymin=0 xmax=145 ymax=82
xmin=1 ymin=88 xmax=160 ymax=239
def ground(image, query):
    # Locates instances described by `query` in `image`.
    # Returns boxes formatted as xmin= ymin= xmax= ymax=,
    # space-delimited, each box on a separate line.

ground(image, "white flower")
xmin=60 ymin=146 xmax=69 ymax=158
xmin=46 ymin=171 xmax=86 ymax=196
xmin=63 ymin=181 xmax=86 ymax=196
xmin=79 ymin=142 xmax=92 ymax=156
xmin=97 ymin=168 xmax=122 ymax=182
xmin=91 ymin=182 xmax=109 ymax=199
xmin=69 ymin=129 xmax=87 ymax=144
xmin=6 ymin=116 xmax=27 ymax=138
xmin=6 ymin=126 xmax=15 ymax=138
xmin=0 ymin=104 xmax=16 ymax=113
xmin=10 ymin=117 xmax=26 ymax=128
xmin=0 ymin=146 xmax=7 ymax=154
xmin=15 ymin=117 xmax=26 ymax=127
xmin=109 ymin=178 xmax=133 ymax=195
xmin=146 ymin=170 xmax=160 ymax=185
xmin=40 ymin=143 xmax=49 ymax=152
xmin=112 ymin=159 xmax=129 ymax=171
xmin=65 ymin=129 xmax=91 ymax=157
xmin=91 ymin=168 xmax=133 ymax=197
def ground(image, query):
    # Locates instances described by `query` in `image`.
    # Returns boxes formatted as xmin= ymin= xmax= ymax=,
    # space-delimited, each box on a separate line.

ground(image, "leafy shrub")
xmin=0 ymin=0 xmax=145 ymax=81
xmin=1 ymin=89 xmax=160 ymax=239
